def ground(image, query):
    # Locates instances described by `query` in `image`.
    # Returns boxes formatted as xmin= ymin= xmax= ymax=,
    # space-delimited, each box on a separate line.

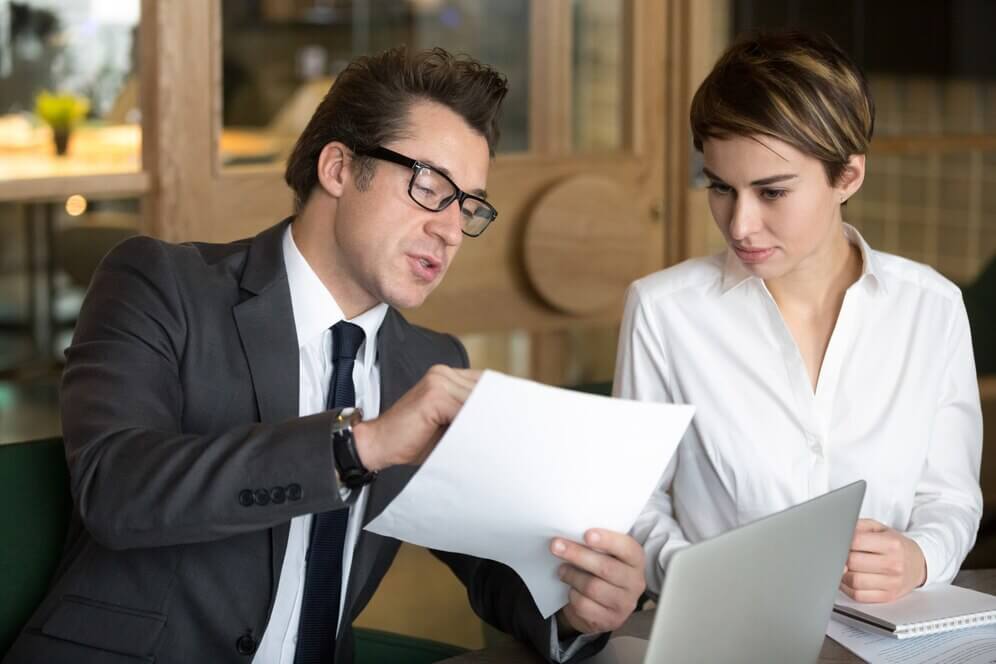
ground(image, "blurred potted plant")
xmin=34 ymin=91 xmax=90 ymax=156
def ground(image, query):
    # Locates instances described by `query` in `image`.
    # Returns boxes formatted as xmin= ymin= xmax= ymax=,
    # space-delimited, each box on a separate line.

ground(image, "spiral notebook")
xmin=832 ymin=585 xmax=996 ymax=639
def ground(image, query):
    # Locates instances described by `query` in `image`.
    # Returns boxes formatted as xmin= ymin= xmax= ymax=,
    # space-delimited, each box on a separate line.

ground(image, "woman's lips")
xmin=734 ymin=245 xmax=776 ymax=264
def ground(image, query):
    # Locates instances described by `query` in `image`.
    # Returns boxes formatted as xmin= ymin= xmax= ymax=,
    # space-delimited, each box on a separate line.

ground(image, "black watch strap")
xmin=332 ymin=408 xmax=376 ymax=490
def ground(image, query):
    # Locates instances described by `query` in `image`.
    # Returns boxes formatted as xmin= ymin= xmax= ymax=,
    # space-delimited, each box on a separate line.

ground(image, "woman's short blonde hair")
xmin=690 ymin=31 xmax=875 ymax=184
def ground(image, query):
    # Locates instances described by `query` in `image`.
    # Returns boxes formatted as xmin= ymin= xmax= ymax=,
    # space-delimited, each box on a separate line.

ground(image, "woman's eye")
xmin=761 ymin=188 xmax=787 ymax=200
xmin=415 ymin=185 xmax=436 ymax=197
xmin=706 ymin=182 xmax=732 ymax=195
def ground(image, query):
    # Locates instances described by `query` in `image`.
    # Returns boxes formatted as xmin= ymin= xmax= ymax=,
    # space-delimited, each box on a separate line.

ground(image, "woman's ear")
xmin=316 ymin=142 xmax=351 ymax=198
xmin=837 ymin=154 xmax=866 ymax=204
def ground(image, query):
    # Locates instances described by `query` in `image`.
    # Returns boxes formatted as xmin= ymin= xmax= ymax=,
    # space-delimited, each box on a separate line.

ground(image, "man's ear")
xmin=316 ymin=142 xmax=351 ymax=198
xmin=837 ymin=153 xmax=865 ymax=204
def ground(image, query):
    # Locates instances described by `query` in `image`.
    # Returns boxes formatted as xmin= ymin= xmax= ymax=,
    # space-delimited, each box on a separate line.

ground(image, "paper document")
xmin=828 ymin=617 xmax=996 ymax=663
xmin=365 ymin=371 xmax=694 ymax=617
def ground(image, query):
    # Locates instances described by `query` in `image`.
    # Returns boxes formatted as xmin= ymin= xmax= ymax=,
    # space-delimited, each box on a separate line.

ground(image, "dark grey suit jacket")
xmin=4 ymin=220 xmax=607 ymax=663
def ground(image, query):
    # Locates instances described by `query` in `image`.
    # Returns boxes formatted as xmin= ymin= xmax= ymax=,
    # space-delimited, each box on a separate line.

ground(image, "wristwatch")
xmin=331 ymin=407 xmax=376 ymax=489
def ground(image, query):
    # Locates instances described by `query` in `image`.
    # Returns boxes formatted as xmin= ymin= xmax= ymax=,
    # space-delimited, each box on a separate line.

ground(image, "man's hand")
xmin=353 ymin=365 xmax=480 ymax=472
xmin=552 ymin=529 xmax=646 ymax=635
xmin=840 ymin=519 xmax=927 ymax=603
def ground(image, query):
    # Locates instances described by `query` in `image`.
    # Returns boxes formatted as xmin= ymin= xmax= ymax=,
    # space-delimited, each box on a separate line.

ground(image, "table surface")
xmin=0 ymin=121 xmax=278 ymax=202
xmin=441 ymin=569 xmax=996 ymax=663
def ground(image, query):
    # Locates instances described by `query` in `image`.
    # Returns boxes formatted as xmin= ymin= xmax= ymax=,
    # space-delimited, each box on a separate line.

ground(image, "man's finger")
xmin=439 ymin=373 xmax=476 ymax=398
xmin=559 ymin=565 xmax=625 ymax=613
xmin=448 ymin=368 xmax=482 ymax=390
xmin=425 ymin=366 xmax=479 ymax=397
xmin=583 ymin=529 xmax=645 ymax=569
xmin=551 ymin=538 xmax=631 ymax=589
xmin=565 ymin=588 xmax=615 ymax=634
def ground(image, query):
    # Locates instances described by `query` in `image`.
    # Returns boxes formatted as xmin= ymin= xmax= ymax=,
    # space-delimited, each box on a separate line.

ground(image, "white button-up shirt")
xmin=253 ymin=226 xmax=388 ymax=664
xmin=615 ymin=224 xmax=983 ymax=594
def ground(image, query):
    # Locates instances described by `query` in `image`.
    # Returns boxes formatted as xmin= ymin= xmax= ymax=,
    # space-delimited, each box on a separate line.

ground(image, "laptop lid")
xmin=644 ymin=480 xmax=866 ymax=664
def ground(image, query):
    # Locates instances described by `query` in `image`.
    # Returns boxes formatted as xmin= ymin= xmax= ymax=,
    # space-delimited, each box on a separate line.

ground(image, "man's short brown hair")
xmin=284 ymin=46 xmax=508 ymax=210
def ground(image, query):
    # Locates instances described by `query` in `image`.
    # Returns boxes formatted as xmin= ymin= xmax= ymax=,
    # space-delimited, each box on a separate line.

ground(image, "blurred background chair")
xmin=50 ymin=213 xmax=137 ymax=351
xmin=53 ymin=219 xmax=136 ymax=291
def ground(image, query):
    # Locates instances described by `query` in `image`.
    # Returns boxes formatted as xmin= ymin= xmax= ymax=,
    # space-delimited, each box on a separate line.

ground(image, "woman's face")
xmin=702 ymin=134 xmax=863 ymax=282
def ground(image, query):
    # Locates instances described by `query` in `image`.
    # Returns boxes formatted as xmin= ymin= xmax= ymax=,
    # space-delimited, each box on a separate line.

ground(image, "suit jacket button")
xmin=287 ymin=483 xmax=302 ymax=501
xmin=271 ymin=486 xmax=286 ymax=504
xmin=238 ymin=490 xmax=254 ymax=507
xmin=235 ymin=631 xmax=257 ymax=655
xmin=253 ymin=489 xmax=270 ymax=506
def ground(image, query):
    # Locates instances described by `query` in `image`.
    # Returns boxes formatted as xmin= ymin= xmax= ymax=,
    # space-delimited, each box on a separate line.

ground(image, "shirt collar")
xmin=282 ymin=224 xmax=389 ymax=364
xmin=842 ymin=223 xmax=887 ymax=295
xmin=720 ymin=248 xmax=754 ymax=293
xmin=719 ymin=222 xmax=886 ymax=295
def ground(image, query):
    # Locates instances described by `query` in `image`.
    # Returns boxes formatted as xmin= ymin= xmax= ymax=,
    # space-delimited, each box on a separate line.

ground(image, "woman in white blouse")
xmin=615 ymin=31 xmax=982 ymax=604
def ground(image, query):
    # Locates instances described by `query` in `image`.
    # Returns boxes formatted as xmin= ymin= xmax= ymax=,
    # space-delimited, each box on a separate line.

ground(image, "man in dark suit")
xmin=5 ymin=47 xmax=646 ymax=664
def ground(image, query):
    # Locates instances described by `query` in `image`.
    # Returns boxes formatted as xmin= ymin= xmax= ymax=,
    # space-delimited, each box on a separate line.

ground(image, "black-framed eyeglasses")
xmin=355 ymin=146 xmax=498 ymax=237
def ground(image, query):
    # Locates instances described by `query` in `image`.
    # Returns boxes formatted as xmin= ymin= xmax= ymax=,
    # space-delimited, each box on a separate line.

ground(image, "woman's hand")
xmin=840 ymin=519 xmax=926 ymax=603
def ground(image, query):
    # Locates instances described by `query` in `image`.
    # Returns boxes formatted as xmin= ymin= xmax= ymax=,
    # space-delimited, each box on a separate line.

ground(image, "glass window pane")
xmin=0 ymin=1 xmax=141 ymax=177
xmin=847 ymin=150 xmax=996 ymax=285
xmin=221 ymin=0 xmax=530 ymax=168
xmin=571 ymin=0 xmax=623 ymax=152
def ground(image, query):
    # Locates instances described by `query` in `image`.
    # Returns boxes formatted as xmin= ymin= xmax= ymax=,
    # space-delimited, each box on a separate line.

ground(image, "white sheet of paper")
xmin=365 ymin=370 xmax=694 ymax=618
xmin=827 ymin=617 xmax=996 ymax=663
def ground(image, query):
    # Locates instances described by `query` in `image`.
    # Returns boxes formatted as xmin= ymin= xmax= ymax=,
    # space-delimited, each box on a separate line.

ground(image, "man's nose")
xmin=426 ymin=200 xmax=464 ymax=247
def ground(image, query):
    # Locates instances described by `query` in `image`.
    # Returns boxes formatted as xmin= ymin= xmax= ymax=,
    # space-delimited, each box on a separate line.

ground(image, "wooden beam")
xmin=529 ymin=0 xmax=573 ymax=156
xmin=140 ymin=0 xmax=216 ymax=241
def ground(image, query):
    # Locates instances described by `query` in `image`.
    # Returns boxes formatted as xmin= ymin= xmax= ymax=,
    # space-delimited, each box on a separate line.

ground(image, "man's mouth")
xmin=408 ymin=253 xmax=444 ymax=281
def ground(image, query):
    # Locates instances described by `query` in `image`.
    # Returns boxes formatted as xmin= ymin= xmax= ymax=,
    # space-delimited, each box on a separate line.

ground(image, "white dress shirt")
xmin=615 ymin=224 xmax=983 ymax=595
xmin=253 ymin=226 xmax=388 ymax=664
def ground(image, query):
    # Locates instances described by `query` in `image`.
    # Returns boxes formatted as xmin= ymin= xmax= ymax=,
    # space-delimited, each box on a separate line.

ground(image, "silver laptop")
xmin=633 ymin=481 xmax=866 ymax=664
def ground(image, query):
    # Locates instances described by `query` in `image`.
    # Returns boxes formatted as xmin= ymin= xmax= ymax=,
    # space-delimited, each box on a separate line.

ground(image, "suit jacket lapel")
xmin=232 ymin=219 xmax=300 ymax=609
xmin=344 ymin=308 xmax=421 ymax=617
xmin=365 ymin=308 xmax=420 ymax=524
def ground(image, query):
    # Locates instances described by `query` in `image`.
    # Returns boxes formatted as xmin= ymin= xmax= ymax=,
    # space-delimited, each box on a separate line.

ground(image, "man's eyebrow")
xmin=701 ymin=168 xmax=797 ymax=187
xmin=422 ymin=158 xmax=487 ymax=198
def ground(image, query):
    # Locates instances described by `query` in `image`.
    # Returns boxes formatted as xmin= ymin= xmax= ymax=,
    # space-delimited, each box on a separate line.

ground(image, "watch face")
xmin=334 ymin=407 xmax=363 ymax=432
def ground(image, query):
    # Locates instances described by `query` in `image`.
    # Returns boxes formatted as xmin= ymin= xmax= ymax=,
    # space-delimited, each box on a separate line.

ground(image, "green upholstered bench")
xmin=0 ymin=437 xmax=71 ymax=657
xmin=0 ymin=437 xmax=466 ymax=662
xmin=354 ymin=627 xmax=466 ymax=663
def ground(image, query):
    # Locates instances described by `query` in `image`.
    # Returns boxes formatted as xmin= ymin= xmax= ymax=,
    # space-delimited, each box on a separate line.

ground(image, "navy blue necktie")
xmin=294 ymin=320 xmax=365 ymax=664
